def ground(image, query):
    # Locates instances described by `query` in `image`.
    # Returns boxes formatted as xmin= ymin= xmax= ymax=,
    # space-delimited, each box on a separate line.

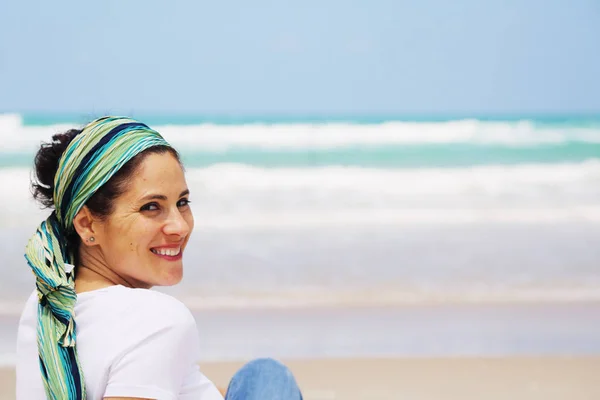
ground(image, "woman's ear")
xmin=72 ymin=206 xmax=100 ymax=246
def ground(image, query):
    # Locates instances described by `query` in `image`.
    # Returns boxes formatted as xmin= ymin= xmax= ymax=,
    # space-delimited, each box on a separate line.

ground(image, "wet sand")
xmin=3 ymin=356 xmax=600 ymax=399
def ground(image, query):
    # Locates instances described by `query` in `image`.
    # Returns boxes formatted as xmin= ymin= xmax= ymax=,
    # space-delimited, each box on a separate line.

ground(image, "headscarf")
xmin=24 ymin=116 xmax=172 ymax=399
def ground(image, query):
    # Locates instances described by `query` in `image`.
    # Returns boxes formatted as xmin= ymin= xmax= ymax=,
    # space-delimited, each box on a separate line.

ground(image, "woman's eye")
xmin=140 ymin=202 xmax=160 ymax=212
xmin=177 ymin=198 xmax=191 ymax=208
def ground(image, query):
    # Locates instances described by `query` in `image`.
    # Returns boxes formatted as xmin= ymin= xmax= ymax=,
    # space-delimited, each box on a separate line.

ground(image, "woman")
xmin=16 ymin=117 xmax=303 ymax=400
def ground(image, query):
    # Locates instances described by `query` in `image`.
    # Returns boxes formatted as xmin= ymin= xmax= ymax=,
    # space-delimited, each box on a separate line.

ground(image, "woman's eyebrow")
xmin=140 ymin=189 xmax=189 ymax=202
xmin=140 ymin=193 xmax=167 ymax=201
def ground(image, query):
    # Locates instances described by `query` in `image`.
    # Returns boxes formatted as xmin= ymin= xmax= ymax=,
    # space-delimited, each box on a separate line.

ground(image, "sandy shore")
xmin=3 ymin=356 xmax=600 ymax=399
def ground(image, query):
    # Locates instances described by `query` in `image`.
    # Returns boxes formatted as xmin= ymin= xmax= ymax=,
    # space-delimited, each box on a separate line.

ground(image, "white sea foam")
xmin=163 ymin=161 xmax=600 ymax=226
xmin=2 ymin=161 xmax=600 ymax=229
xmin=2 ymin=113 xmax=600 ymax=152
xmin=188 ymin=160 xmax=600 ymax=198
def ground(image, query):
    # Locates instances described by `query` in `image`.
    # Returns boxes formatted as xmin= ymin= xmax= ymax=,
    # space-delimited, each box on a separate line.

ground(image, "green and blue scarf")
xmin=24 ymin=116 xmax=171 ymax=400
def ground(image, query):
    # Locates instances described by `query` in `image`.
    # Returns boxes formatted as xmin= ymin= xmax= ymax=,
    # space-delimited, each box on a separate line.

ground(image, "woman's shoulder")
xmin=75 ymin=286 xmax=203 ymax=387
xmin=119 ymin=286 xmax=191 ymax=313
xmin=78 ymin=285 xmax=196 ymax=330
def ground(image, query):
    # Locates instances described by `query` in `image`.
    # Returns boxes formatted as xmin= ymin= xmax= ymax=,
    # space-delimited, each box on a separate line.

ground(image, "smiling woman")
xmin=73 ymin=152 xmax=194 ymax=291
xmin=14 ymin=117 xmax=302 ymax=400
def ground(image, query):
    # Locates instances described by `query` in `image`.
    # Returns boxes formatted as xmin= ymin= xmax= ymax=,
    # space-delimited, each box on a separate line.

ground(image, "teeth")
xmin=151 ymin=247 xmax=181 ymax=256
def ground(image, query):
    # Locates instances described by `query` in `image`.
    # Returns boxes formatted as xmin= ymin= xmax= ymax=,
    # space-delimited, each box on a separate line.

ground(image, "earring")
xmin=89 ymin=237 xmax=95 ymax=243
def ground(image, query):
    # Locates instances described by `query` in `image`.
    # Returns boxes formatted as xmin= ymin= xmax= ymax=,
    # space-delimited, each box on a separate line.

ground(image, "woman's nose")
xmin=163 ymin=209 xmax=190 ymax=237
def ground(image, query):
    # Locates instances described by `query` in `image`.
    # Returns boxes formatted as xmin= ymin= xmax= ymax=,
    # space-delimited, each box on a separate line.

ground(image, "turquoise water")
xmin=184 ymin=141 xmax=599 ymax=167
xmin=2 ymin=113 xmax=600 ymax=168
xmin=17 ymin=112 xmax=600 ymax=127
xmin=2 ymin=142 xmax=600 ymax=168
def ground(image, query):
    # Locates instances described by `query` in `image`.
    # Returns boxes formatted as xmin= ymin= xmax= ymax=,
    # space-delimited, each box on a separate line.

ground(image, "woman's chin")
xmin=159 ymin=266 xmax=184 ymax=286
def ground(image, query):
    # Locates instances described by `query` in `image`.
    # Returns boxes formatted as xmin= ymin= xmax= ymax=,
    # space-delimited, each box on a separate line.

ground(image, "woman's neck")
xmin=74 ymin=266 xmax=126 ymax=294
xmin=74 ymin=247 xmax=140 ymax=293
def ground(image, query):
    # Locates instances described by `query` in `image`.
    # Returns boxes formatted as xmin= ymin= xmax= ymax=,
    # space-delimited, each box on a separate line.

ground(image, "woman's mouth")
xmin=150 ymin=246 xmax=182 ymax=260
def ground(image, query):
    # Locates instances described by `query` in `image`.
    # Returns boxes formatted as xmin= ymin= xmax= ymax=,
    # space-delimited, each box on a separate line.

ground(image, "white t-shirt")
xmin=16 ymin=285 xmax=224 ymax=400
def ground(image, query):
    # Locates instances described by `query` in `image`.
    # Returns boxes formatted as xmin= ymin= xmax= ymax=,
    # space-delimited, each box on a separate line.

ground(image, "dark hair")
xmin=32 ymin=127 xmax=181 ymax=255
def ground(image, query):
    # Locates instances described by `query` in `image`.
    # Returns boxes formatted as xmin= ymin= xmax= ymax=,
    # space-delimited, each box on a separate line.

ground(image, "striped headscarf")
xmin=24 ymin=116 xmax=172 ymax=400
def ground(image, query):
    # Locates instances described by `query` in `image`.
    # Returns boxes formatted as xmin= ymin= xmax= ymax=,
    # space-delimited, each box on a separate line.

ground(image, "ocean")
xmin=1 ymin=112 xmax=600 ymax=363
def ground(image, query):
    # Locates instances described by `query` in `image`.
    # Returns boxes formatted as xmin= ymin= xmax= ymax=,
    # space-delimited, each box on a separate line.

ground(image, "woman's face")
xmin=94 ymin=152 xmax=194 ymax=288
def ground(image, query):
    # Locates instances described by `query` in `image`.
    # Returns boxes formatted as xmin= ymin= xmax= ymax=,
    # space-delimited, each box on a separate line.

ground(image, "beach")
xmin=2 ymin=0 xmax=600 ymax=394
xmin=3 ymin=357 xmax=600 ymax=399
xmin=2 ymin=115 xmax=600 ymax=398
xmin=5 ymin=302 xmax=600 ymax=398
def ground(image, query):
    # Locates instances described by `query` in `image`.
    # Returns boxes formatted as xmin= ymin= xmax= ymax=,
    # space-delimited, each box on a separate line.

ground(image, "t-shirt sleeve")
xmin=103 ymin=299 xmax=223 ymax=400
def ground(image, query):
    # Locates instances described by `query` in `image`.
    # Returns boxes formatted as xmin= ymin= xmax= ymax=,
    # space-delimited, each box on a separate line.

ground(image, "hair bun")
xmin=31 ymin=129 xmax=82 ymax=208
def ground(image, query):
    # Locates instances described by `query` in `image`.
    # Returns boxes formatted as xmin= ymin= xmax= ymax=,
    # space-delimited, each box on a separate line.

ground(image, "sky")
xmin=0 ymin=0 xmax=599 ymax=115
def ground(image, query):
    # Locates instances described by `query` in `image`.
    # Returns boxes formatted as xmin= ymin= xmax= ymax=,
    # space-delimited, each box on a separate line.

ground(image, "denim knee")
xmin=225 ymin=357 xmax=302 ymax=400
xmin=243 ymin=358 xmax=288 ymax=373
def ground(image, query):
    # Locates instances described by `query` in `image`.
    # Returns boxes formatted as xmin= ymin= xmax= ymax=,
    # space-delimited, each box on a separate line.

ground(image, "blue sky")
xmin=0 ymin=0 xmax=599 ymax=114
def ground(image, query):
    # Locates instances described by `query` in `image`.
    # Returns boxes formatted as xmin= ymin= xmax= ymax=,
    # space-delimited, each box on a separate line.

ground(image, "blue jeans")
xmin=224 ymin=358 xmax=303 ymax=400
